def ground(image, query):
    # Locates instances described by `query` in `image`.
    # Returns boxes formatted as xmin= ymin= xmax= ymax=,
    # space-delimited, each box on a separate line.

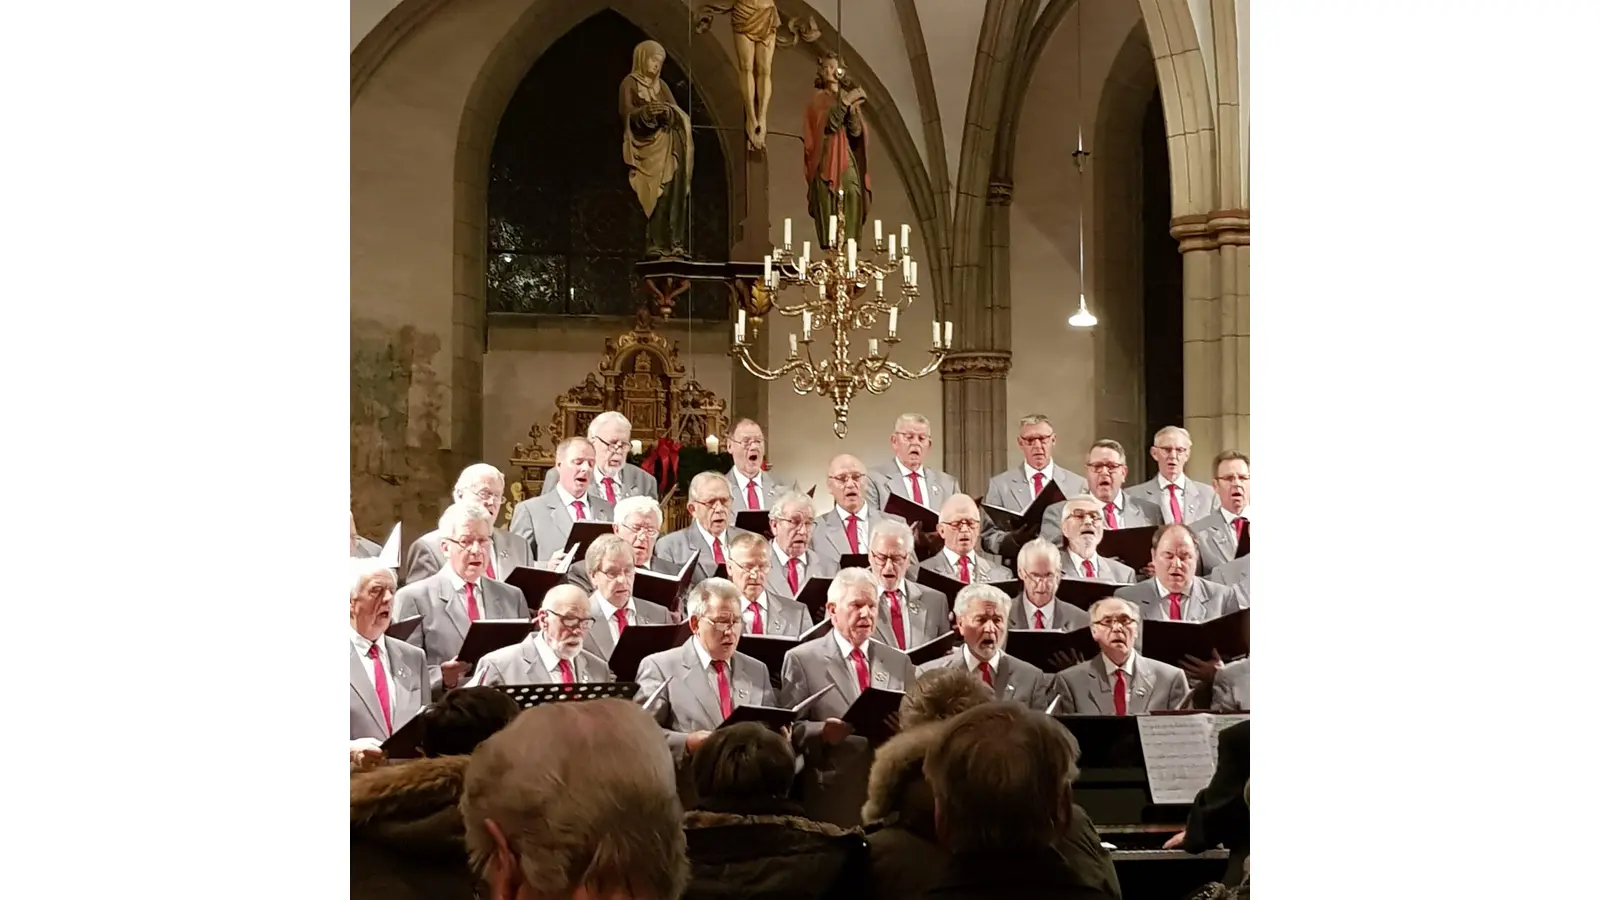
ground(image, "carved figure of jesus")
xmin=696 ymin=1 xmax=817 ymax=152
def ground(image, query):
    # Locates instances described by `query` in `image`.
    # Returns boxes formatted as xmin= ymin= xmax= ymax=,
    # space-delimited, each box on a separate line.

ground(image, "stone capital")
xmin=1170 ymin=209 xmax=1250 ymax=252
xmin=987 ymin=180 xmax=1014 ymax=206
xmin=939 ymin=350 xmax=1013 ymax=381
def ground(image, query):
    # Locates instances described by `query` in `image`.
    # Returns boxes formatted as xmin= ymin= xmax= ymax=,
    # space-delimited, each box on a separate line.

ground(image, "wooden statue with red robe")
xmin=802 ymin=51 xmax=871 ymax=250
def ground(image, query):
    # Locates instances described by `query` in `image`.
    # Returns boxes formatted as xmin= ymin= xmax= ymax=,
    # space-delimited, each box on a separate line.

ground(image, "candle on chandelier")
xmin=846 ymin=239 xmax=857 ymax=273
xmin=763 ymin=254 xmax=772 ymax=285
xmin=902 ymin=254 xmax=911 ymax=281
xmin=888 ymin=234 xmax=898 ymax=261
xmin=706 ymin=434 xmax=720 ymax=454
xmin=869 ymin=338 xmax=880 ymax=357
xmin=828 ymin=215 xmax=838 ymax=246
xmin=875 ymin=274 xmax=884 ymax=297
xmin=933 ymin=320 xmax=941 ymax=349
xmin=801 ymin=241 xmax=811 ymax=270
xmin=784 ymin=218 xmax=793 ymax=249
xmin=901 ymin=224 xmax=911 ymax=255
xmin=789 ymin=333 xmax=798 ymax=356
xmin=944 ymin=321 xmax=953 ymax=348
xmin=910 ymin=260 xmax=918 ymax=288
xmin=874 ymin=219 xmax=883 ymax=245
xmin=736 ymin=308 xmax=747 ymax=343
xmin=630 ymin=439 xmax=643 ymax=456
xmin=888 ymin=306 xmax=899 ymax=336
xmin=803 ymin=310 xmax=813 ymax=340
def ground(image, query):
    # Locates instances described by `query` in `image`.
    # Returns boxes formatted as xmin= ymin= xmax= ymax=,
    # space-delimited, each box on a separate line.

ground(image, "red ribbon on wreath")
xmin=641 ymin=437 xmax=681 ymax=487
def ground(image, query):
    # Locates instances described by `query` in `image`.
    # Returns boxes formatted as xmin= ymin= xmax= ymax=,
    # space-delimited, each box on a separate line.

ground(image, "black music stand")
xmin=493 ymin=682 xmax=641 ymax=709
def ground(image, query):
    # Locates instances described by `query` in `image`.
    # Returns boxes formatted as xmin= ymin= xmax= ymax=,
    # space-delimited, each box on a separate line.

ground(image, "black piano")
xmin=1057 ymin=716 xmax=1235 ymax=900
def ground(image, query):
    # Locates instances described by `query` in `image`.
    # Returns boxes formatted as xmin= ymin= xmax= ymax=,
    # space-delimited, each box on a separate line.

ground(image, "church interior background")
xmin=350 ymin=0 xmax=1249 ymax=539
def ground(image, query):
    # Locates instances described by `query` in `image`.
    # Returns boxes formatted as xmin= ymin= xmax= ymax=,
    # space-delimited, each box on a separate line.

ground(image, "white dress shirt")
xmin=942 ymin=547 xmax=979 ymax=576
xmin=879 ymin=584 xmax=914 ymax=647
xmin=695 ymin=522 xmax=730 ymax=563
xmin=962 ymin=644 xmax=1004 ymax=675
xmin=690 ymin=635 xmax=727 ymax=697
xmin=350 ymin=629 xmax=394 ymax=720
xmin=1156 ymin=474 xmax=1192 ymax=524
xmin=734 ymin=470 xmax=765 ymax=507
xmin=741 ymin=592 xmax=771 ymax=632
xmin=1018 ymin=596 xmax=1055 ymax=630
xmin=835 ymin=507 xmax=868 ymax=551
xmin=1220 ymin=506 xmax=1250 ymax=548
xmin=445 ymin=568 xmax=484 ymax=614
xmin=1103 ymin=490 xmax=1130 ymax=526
xmin=1100 ymin=651 xmax=1137 ymax=685
xmin=555 ymin=484 xmax=589 ymax=521
xmin=833 ymin=629 xmax=870 ymax=668
xmin=595 ymin=467 xmax=623 ymax=501
xmin=1066 ymin=549 xmax=1104 ymax=580
xmin=1023 ymin=462 xmax=1055 ymax=497
xmin=596 ymin=591 xmax=639 ymax=643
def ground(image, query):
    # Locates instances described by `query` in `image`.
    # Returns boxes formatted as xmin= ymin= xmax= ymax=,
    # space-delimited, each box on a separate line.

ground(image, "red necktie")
xmin=786 ymin=557 xmax=800 ymax=594
xmin=1168 ymin=592 xmax=1183 ymax=620
xmin=746 ymin=478 xmax=760 ymax=510
xmin=885 ymin=590 xmax=906 ymax=649
xmin=603 ymin=478 xmax=617 ymax=504
xmin=1104 ymin=503 xmax=1119 ymax=530
xmin=1083 ymin=560 xmax=1095 ymax=579
xmin=367 ymin=643 xmax=392 ymax=735
xmin=978 ymin=660 xmax=993 ymax=685
xmin=957 ymin=555 xmax=971 ymax=584
xmin=463 ymin=582 xmax=481 ymax=621
xmin=712 ymin=538 xmax=725 ymax=565
xmin=1113 ymin=668 xmax=1128 ymax=716
xmin=1032 ymin=472 xmax=1045 ymax=497
xmin=712 ymin=659 xmax=734 ymax=719
xmin=614 ymin=607 xmax=628 ymax=635
xmin=1034 ymin=609 xmax=1046 ymax=630
xmin=557 ymin=658 xmax=575 ymax=684
xmin=572 ymin=500 xmax=586 ymax=521
xmin=1166 ymin=484 xmax=1182 ymax=524
xmin=850 ymin=648 xmax=870 ymax=692
xmin=845 ymin=515 xmax=860 ymax=554
xmin=747 ymin=602 xmax=764 ymax=634
xmin=1233 ymin=516 xmax=1248 ymax=544
xmin=908 ymin=471 xmax=924 ymax=504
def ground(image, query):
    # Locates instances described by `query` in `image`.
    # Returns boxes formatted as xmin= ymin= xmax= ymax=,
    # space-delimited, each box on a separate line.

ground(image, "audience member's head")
xmin=419 ymin=687 xmax=521 ymax=759
xmin=462 ymin=698 xmax=688 ymax=900
xmin=898 ymin=667 xmax=994 ymax=731
xmin=925 ymin=702 xmax=1080 ymax=855
xmin=690 ymin=722 xmax=796 ymax=807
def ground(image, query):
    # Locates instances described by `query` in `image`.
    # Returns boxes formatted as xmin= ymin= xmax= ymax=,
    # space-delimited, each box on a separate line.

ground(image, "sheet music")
xmin=555 ymin=542 xmax=579 ymax=574
xmin=377 ymin=522 xmax=402 ymax=568
xmin=1137 ymin=713 xmax=1250 ymax=804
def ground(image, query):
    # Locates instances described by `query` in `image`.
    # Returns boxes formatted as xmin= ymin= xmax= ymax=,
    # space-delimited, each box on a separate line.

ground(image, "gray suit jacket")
xmin=636 ymin=640 xmax=776 ymax=762
xmin=1041 ymin=491 xmax=1163 ymax=546
xmin=582 ymin=592 xmax=674 ymax=660
xmin=349 ymin=637 xmax=427 ymax=741
xmin=401 ymin=527 xmax=535 ymax=586
xmin=1114 ymin=577 xmax=1245 ymax=624
xmin=469 ymin=635 xmax=614 ymax=687
xmin=1208 ymin=555 xmax=1251 ymax=605
xmin=1190 ymin=510 xmax=1240 ymax=575
xmin=1058 ymin=552 xmax=1137 ymax=585
xmin=765 ymin=548 xmax=840 ymax=605
xmin=1127 ymin=476 xmax=1220 ymax=525
xmin=744 ymin=593 xmax=816 ymax=638
xmin=980 ymin=464 xmax=1089 ymax=554
xmin=1054 ymin=653 xmax=1190 ymax=714
xmin=1212 ymin=658 xmax=1250 ymax=712
xmin=864 ymin=461 xmax=960 ymax=511
xmin=509 ymin=489 xmax=616 ymax=562
xmin=919 ymin=550 xmax=1014 ymax=583
xmin=725 ymin=468 xmax=801 ymax=512
xmin=780 ymin=636 xmax=917 ymax=723
xmin=392 ymin=572 xmax=530 ymax=698
xmin=873 ymin=582 xmax=951 ymax=651
xmin=567 ymin=552 xmax=672 ymax=595
xmin=1008 ymin=596 xmax=1091 ymax=632
xmin=352 ymin=536 xmax=383 ymax=559
xmin=811 ymin=506 xmax=905 ymax=565
xmin=543 ymin=463 xmax=658 ymax=501
xmin=916 ymin=651 xmax=1057 ymax=711
xmin=655 ymin=525 xmax=750 ymax=583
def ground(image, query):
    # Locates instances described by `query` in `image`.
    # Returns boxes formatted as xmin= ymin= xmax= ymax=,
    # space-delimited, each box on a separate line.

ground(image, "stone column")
xmin=1211 ymin=211 xmax=1249 ymax=454
xmin=1170 ymin=210 xmax=1249 ymax=472
xmin=729 ymin=151 xmax=770 ymax=430
xmin=940 ymin=351 xmax=1013 ymax=493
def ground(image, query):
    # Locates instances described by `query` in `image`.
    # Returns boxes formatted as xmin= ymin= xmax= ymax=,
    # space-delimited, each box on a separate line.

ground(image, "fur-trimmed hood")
xmin=681 ymin=800 xmax=868 ymax=899
xmin=860 ymin=722 xmax=945 ymax=830
xmin=351 ymin=755 xmax=469 ymax=862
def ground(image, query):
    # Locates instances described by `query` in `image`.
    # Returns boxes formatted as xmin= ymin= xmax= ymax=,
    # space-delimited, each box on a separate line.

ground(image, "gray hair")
xmin=461 ymin=698 xmax=689 ymax=898
xmin=769 ymin=490 xmax=813 ymax=519
xmin=349 ymin=557 xmax=395 ymax=600
xmin=893 ymin=413 xmax=931 ymax=431
xmin=924 ymin=702 xmax=1080 ymax=853
xmin=827 ymin=567 xmax=878 ymax=608
xmin=453 ymin=463 xmax=505 ymax=496
xmin=1016 ymin=538 xmax=1062 ymax=575
xmin=540 ymin=584 xmax=589 ymax=613
xmin=614 ymin=495 xmax=663 ymax=527
xmin=587 ymin=410 xmax=632 ymax=439
xmin=555 ymin=435 xmax=591 ymax=462
xmin=1063 ymin=493 xmax=1098 ymax=509
xmin=953 ymin=582 xmax=1013 ymax=619
xmin=870 ymin=518 xmax=914 ymax=549
xmin=1017 ymin=413 xmax=1052 ymax=429
xmin=685 ymin=577 xmax=741 ymax=619
xmin=728 ymin=531 xmax=770 ymax=559
xmin=437 ymin=502 xmax=493 ymax=537
xmin=1087 ymin=596 xmax=1139 ymax=622
xmin=585 ymin=534 xmax=636 ymax=575
xmin=689 ymin=470 xmax=730 ymax=503
xmin=1152 ymin=425 xmax=1192 ymax=447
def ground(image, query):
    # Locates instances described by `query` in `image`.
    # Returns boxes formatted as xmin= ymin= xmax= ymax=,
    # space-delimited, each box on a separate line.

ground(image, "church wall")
xmin=1008 ymin=0 xmax=1144 ymax=471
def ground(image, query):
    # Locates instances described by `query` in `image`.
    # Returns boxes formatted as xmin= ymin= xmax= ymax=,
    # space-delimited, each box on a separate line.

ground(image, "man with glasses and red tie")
xmin=469 ymin=584 xmax=614 ymax=687
xmin=725 ymin=531 xmax=815 ymax=637
xmin=1191 ymin=450 xmax=1251 ymax=577
xmin=920 ymin=494 xmax=1015 ymax=584
xmin=1011 ymin=538 xmax=1091 ymax=632
xmin=581 ymin=535 xmax=673 ymax=661
xmin=540 ymin=410 xmax=658 ymax=501
xmin=349 ymin=558 xmax=427 ymax=763
xmin=980 ymin=414 xmax=1089 ymax=556
xmin=868 ymin=520 xmax=950 ymax=650
xmin=656 ymin=472 xmax=750 ymax=584
xmin=1043 ymin=439 xmax=1163 ymax=548
xmin=761 ymin=492 xmax=838 ymax=611
xmin=394 ymin=502 xmax=531 ymax=698
xmin=565 ymin=495 xmax=673 ymax=594
xmin=813 ymin=454 xmax=906 ymax=567
xmin=1058 ymin=495 xmax=1137 ymax=584
xmin=512 ymin=436 xmax=616 ymax=564
xmin=724 ymin=419 xmax=799 ymax=512
xmin=1113 ymin=524 xmax=1244 ymax=626
xmin=1126 ymin=426 xmax=1220 ymax=526
xmin=402 ymin=463 xmax=536 ymax=585
xmin=864 ymin=413 xmax=961 ymax=511
xmin=1053 ymin=597 xmax=1190 ymax=714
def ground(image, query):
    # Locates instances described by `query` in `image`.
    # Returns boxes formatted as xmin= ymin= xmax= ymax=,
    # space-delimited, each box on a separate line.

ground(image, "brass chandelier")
xmin=731 ymin=206 xmax=951 ymax=438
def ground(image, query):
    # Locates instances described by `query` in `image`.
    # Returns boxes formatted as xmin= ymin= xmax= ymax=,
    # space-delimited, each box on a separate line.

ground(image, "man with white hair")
xmin=1054 ymin=597 xmax=1190 ymax=714
xmin=349 ymin=558 xmax=427 ymax=764
xmin=1191 ymin=450 xmax=1251 ymax=575
xmin=814 ymin=453 xmax=907 ymax=566
xmin=725 ymin=418 xmax=798 ymax=511
xmin=865 ymin=413 xmax=961 ymax=510
xmin=460 ymin=698 xmax=690 ymax=900
xmin=724 ymin=532 xmax=814 ymax=637
xmin=917 ymin=583 xmax=1055 ymax=711
xmin=566 ymin=494 xmax=672 ymax=594
xmin=1127 ymin=425 xmax=1220 ymax=525
xmin=581 ymin=534 xmax=673 ymax=661
xmin=920 ymin=494 xmax=1015 ymax=584
xmin=1012 ymin=538 xmax=1092 ymax=632
xmin=511 ymin=436 xmax=616 ymax=563
xmin=1057 ymin=495 xmax=1137 ymax=584
xmin=394 ymin=502 xmax=531 ymax=698
xmin=1043 ymin=438 xmax=1162 ymax=546
xmin=781 ymin=568 xmax=918 ymax=725
xmin=403 ymin=463 xmax=535 ymax=584
xmin=540 ymin=410 xmax=659 ymax=501
xmin=655 ymin=471 xmax=749 ymax=583
xmin=1113 ymin=524 xmax=1244 ymax=624
xmin=980 ymin=414 xmax=1089 ymax=556
xmin=763 ymin=490 xmax=839 ymax=606
xmin=469 ymin=584 xmax=614 ymax=687
xmin=867 ymin=520 xmax=950 ymax=650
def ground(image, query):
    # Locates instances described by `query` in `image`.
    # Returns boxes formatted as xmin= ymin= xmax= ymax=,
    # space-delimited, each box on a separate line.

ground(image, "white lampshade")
xmin=1068 ymin=294 xmax=1097 ymax=328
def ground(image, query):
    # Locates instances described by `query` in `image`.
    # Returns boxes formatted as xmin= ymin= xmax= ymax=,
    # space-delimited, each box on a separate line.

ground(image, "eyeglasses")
xmin=1092 ymin=615 xmax=1137 ymax=629
xmin=772 ymin=516 xmax=815 ymax=530
xmin=694 ymin=497 xmax=732 ymax=510
xmin=940 ymin=519 xmax=981 ymax=532
xmin=1086 ymin=462 xmax=1124 ymax=472
xmin=592 ymin=435 xmax=628 ymax=452
xmin=702 ymin=618 xmax=743 ymax=634
xmin=829 ymin=473 xmax=866 ymax=484
xmin=1066 ymin=511 xmax=1104 ymax=523
xmin=869 ymin=551 xmax=909 ymax=566
xmin=1019 ymin=434 xmax=1055 ymax=446
xmin=730 ymin=436 xmax=765 ymax=446
xmin=446 ymin=536 xmax=492 ymax=551
xmin=550 ymin=614 xmax=597 ymax=629
xmin=729 ymin=557 xmax=771 ymax=573
xmin=893 ymin=431 xmax=931 ymax=445
xmin=1154 ymin=445 xmax=1191 ymax=455
xmin=1020 ymin=570 xmax=1059 ymax=583
xmin=470 ymin=489 xmax=505 ymax=504
xmin=617 ymin=521 xmax=661 ymax=537
xmin=1215 ymin=474 xmax=1250 ymax=484
xmin=593 ymin=566 xmax=634 ymax=580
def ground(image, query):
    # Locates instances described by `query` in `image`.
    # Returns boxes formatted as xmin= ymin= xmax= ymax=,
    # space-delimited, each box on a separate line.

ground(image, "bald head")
xmin=826 ymin=453 xmax=869 ymax=514
xmin=937 ymin=493 xmax=982 ymax=556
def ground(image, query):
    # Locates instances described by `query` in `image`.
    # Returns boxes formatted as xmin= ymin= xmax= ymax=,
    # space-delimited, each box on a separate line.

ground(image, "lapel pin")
xmin=873 ymin=671 xmax=887 ymax=684
xmin=909 ymin=600 xmax=923 ymax=613
xmin=736 ymin=688 xmax=748 ymax=700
